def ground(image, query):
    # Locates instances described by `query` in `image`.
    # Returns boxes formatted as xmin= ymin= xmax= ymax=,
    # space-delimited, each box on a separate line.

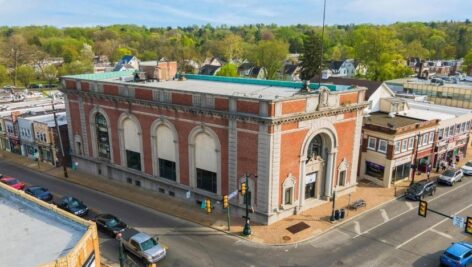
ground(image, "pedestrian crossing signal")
xmin=241 ymin=182 xmax=247 ymax=195
xmin=466 ymin=217 xmax=472 ymax=235
xmin=418 ymin=200 xmax=428 ymax=217
xmin=223 ymin=195 xmax=228 ymax=209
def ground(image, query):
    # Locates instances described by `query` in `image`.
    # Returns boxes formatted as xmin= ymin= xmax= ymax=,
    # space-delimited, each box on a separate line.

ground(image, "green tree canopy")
xmin=0 ymin=65 xmax=9 ymax=85
xmin=300 ymin=33 xmax=323 ymax=81
xmin=16 ymin=65 xmax=36 ymax=88
xmin=216 ymin=63 xmax=238 ymax=77
xmin=43 ymin=65 xmax=58 ymax=85
xmin=247 ymin=40 xmax=288 ymax=80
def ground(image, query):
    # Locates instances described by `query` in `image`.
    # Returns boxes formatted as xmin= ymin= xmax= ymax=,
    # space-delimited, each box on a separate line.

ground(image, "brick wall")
xmin=281 ymin=99 xmax=306 ymax=115
xmin=135 ymin=88 xmax=153 ymax=101
xmin=340 ymin=92 xmax=358 ymax=105
xmin=237 ymin=100 xmax=259 ymax=114
xmin=172 ymin=92 xmax=192 ymax=106
xmin=334 ymin=119 xmax=356 ymax=184
xmin=103 ymin=84 xmax=119 ymax=95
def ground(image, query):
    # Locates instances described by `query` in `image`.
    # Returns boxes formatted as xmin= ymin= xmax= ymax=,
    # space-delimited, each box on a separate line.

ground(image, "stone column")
xmin=324 ymin=151 xmax=336 ymax=197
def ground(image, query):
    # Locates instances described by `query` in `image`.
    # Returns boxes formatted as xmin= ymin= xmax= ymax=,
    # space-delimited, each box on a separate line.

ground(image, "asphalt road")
xmin=1 ymin=158 xmax=472 ymax=267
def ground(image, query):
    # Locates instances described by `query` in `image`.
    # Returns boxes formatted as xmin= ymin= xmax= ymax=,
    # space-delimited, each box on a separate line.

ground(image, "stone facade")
xmin=62 ymin=75 xmax=367 ymax=224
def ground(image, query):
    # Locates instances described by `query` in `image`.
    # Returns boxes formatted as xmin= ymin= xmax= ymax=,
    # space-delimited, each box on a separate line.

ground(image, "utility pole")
xmin=116 ymin=233 xmax=125 ymax=267
xmin=317 ymin=0 xmax=327 ymax=87
xmin=52 ymin=99 xmax=68 ymax=178
xmin=330 ymin=187 xmax=337 ymax=222
xmin=410 ymin=132 xmax=421 ymax=185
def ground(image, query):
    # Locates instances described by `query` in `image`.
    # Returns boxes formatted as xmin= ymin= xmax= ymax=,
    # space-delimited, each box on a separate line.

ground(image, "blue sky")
xmin=0 ymin=0 xmax=470 ymax=27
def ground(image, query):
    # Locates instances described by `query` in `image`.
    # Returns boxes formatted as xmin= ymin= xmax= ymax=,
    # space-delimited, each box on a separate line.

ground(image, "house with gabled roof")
xmin=113 ymin=55 xmax=140 ymax=72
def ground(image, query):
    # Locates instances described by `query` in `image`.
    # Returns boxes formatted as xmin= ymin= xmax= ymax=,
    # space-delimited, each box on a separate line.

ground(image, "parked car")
xmin=440 ymin=242 xmax=472 ymax=267
xmin=0 ymin=177 xmax=26 ymax=190
xmin=461 ymin=161 xmax=472 ymax=175
xmin=94 ymin=214 xmax=127 ymax=237
xmin=57 ymin=196 xmax=88 ymax=217
xmin=24 ymin=186 xmax=53 ymax=202
xmin=438 ymin=169 xmax=463 ymax=186
xmin=120 ymin=228 xmax=167 ymax=263
xmin=405 ymin=180 xmax=437 ymax=200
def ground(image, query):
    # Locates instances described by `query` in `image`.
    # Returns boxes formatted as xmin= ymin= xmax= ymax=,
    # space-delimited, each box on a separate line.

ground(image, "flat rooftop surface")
xmin=364 ymin=112 xmax=425 ymax=129
xmin=0 ymin=187 xmax=87 ymax=267
xmin=64 ymin=72 xmax=354 ymax=100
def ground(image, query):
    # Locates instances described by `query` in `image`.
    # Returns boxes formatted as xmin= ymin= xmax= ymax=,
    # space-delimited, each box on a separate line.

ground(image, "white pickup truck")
xmin=120 ymin=228 xmax=167 ymax=263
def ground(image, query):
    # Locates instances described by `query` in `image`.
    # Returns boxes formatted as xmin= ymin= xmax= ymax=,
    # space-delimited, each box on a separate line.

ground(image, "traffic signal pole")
xmin=227 ymin=203 xmax=231 ymax=231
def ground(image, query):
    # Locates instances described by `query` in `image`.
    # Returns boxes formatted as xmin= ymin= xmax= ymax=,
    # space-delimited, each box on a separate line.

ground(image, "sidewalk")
xmin=1 ymin=150 xmax=471 ymax=245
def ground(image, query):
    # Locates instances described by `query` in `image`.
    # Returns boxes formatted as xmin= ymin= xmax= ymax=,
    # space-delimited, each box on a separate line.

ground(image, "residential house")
xmin=198 ymin=65 xmax=221 ymax=76
xmin=139 ymin=61 xmax=177 ymax=81
xmin=93 ymin=55 xmax=113 ymax=73
xmin=202 ymin=57 xmax=224 ymax=67
xmin=18 ymin=113 xmax=57 ymax=160
xmin=113 ymin=55 xmax=140 ymax=72
xmin=322 ymin=59 xmax=357 ymax=79
xmin=280 ymin=64 xmax=301 ymax=81
xmin=237 ymin=63 xmax=266 ymax=79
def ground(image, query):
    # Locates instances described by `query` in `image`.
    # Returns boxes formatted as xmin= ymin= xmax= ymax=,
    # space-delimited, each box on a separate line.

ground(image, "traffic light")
xmin=206 ymin=199 xmax=212 ymax=213
xmin=223 ymin=195 xmax=228 ymax=209
xmin=418 ymin=200 xmax=428 ymax=217
xmin=241 ymin=182 xmax=246 ymax=195
xmin=466 ymin=217 xmax=472 ymax=235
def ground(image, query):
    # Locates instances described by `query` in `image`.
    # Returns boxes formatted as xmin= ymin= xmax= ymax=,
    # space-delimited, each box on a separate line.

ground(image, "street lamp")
xmin=116 ymin=233 xmax=125 ymax=267
xmin=242 ymin=173 xmax=256 ymax=236
xmin=330 ymin=186 xmax=337 ymax=222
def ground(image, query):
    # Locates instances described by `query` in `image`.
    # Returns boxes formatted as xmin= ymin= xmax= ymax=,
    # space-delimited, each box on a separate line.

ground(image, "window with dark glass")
xmin=196 ymin=168 xmax=217 ymax=193
xmin=159 ymin=158 xmax=176 ymax=181
xmin=126 ymin=150 xmax=141 ymax=171
xmin=284 ymin=187 xmax=293 ymax=205
xmin=339 ymin=170 xmax=346 ymax=186
xmin=307 ymin=135 xmax=323 ymax=160
xmin=95 ymin=113 xmax=110 ymax=159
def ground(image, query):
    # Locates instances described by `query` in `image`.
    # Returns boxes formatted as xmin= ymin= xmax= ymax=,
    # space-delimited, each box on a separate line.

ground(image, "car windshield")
xmin=443 ymin=170 xmax=455 ymax=177
xmin=31 ymin=187 xmax=46 ymax=194
xmin=5 ymin=179 xmax=18 ymax=185
xmin=69 ymin=199 xmax=81 ymax=208
xmin=444 ymin=251 xmax=461 ymax=261
xmin=410 ymin=183 xmax=424 ymax=192
xmin=106 ymin=218 xmax=119 ymax=227
xmin=466 ymin=162 xmax=472 ymax=167
xmin=141 ymin=238 xmax=158 ymax=251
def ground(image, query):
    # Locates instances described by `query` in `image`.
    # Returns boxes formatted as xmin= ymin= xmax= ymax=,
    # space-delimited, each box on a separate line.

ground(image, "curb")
xmin=2 ymin=156 xmax=406 ymax=247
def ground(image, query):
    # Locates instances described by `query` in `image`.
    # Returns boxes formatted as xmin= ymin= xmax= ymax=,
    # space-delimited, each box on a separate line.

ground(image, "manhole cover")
xmin=286 ymin=222 xmax=310 ymax=234
xmin=282 ymin=236 xmax=291 ymax=241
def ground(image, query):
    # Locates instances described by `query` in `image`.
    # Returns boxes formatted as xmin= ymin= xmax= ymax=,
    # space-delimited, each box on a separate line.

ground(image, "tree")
xmin=403 ymin=40 xmax=429 ymax=59
xmin=2 ymin=34 xmax=30 ymax=85
xmin=0 ymin=65 xmax=9 ymax=85
xmin=463 ymin=49 xmax=472 ymax=74
xmin=246 ymin=40 xmax=288 ymax=80
xmin=16 ymin=65 xmax=36 ymax=88
xmin=59 ymin=60 xmax=93 ymax=75
xmin=112 ymin=47 xmax=132 ymax=62
xmin=43 ymin=65 xmax=58 ymax=86
xmin=216 ymin=63 xmax=238 ymax=77
xmin=300 ymin=33 xmax=323 ymax=81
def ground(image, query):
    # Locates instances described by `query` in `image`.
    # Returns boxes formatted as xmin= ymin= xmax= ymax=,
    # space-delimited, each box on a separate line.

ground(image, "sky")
xmin=0 ymin=0 xmax=471 ymax=27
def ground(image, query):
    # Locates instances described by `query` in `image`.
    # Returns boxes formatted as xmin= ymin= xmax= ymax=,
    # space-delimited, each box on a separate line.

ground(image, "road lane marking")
xmin=405 ymin=202 xmax=414 ymax=210
xmin=430 ymin=228 xmax=453 ymax=239
xmin=395 ymin=203 xmax=472 ymax=249
xmin=353 ymin=221 xmax=361 ymax=235
xmin=353 ymin=180 xmax=472 ymax=238
xmin=380 ymin=209 xmax=389 ymax=222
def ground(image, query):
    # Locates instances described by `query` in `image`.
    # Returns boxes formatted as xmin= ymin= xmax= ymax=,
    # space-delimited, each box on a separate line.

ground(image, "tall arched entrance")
xmin=299 ymin=129 xmax=337 ymax=209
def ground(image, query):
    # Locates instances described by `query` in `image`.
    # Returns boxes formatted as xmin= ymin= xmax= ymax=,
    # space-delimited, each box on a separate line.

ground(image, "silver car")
xmin=438 ymin=169 xmax=463 ymax=186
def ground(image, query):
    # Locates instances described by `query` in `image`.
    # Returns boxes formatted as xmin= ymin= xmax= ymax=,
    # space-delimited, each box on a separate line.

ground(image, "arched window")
xmin=123 ymin=118 xmax=141 ymax=171
xmin=157 ymin=125 xmax=176 ymax=181
xmin=95 ymin=113 xmax=110 ymax=159
xmin=307 ymin=135 xmax=323 ymax=160
xmin=195 ymin=133 xmax=218 ymax=193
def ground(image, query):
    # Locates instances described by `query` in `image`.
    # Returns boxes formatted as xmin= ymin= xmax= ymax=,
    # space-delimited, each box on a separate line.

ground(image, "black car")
xmin=57 ymin=196 xmax=89 ymax=217
xmin=94 ymin=214 xmax=128 ymax=237
xmin=405 ymin=180 xmax=437 ymax=200
xmin=25 ymin=186 xmax=53 ymax=202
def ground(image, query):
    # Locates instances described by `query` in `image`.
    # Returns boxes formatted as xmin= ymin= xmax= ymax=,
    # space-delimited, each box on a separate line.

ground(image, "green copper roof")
xmin=182 ymin=74 xmax=353 ymax=91
xmin=62 ymin=70 xmax=136 ymax=80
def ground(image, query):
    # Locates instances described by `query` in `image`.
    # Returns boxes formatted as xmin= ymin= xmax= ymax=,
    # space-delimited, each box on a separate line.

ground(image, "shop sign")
xmin=395 ymin=155 xmax=412 ymax=165
xmin=305 ymin=172 xmax=317 ymax=184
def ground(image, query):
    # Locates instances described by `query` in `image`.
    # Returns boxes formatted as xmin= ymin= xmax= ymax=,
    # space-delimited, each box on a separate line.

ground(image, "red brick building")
xmin=61 ymin=72 xmax=367 ymax=224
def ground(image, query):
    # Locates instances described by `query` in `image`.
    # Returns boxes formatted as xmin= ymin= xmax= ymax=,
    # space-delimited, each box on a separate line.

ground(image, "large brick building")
xmin=61 ymin=72 xmax=367 ymax=224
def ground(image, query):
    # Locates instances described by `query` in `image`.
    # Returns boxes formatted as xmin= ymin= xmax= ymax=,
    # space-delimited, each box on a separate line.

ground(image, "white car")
xmin=438 ymin=169 xmax=463 ymax=185
xmin=462 ymin=161 xmax=472 ymax=175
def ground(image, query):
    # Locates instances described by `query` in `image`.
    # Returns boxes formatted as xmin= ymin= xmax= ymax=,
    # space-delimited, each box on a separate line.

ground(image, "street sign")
xmin=453 ymin=215 xmax=466 ymax=228
xmin=228 ymin=190 xmax=239 ymax=200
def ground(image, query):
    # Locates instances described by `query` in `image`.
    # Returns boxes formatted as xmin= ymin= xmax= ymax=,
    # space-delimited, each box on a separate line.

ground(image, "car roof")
xmin=96 ymin=214 xmax=115 ymax=220
xmin=447 ymin=242 xmax=472 ymax=256
xmin=1 ymin=177 xmax=16 ymax=181
xmin=26 ymin=186 xmax=43 ymax=190
xmin=133 ymin=232 xmax=152 ymax=243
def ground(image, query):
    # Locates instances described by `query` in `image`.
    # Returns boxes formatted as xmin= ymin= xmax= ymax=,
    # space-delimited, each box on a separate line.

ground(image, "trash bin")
xmin=340 ymin=208 xmax=345 ymax=219
xmin=334 ymin=209 xmax=340 ymax=220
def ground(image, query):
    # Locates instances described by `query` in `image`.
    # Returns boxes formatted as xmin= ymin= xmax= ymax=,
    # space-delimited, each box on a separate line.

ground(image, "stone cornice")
xmin=62 ymin=88 xmax=368 ymax=125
